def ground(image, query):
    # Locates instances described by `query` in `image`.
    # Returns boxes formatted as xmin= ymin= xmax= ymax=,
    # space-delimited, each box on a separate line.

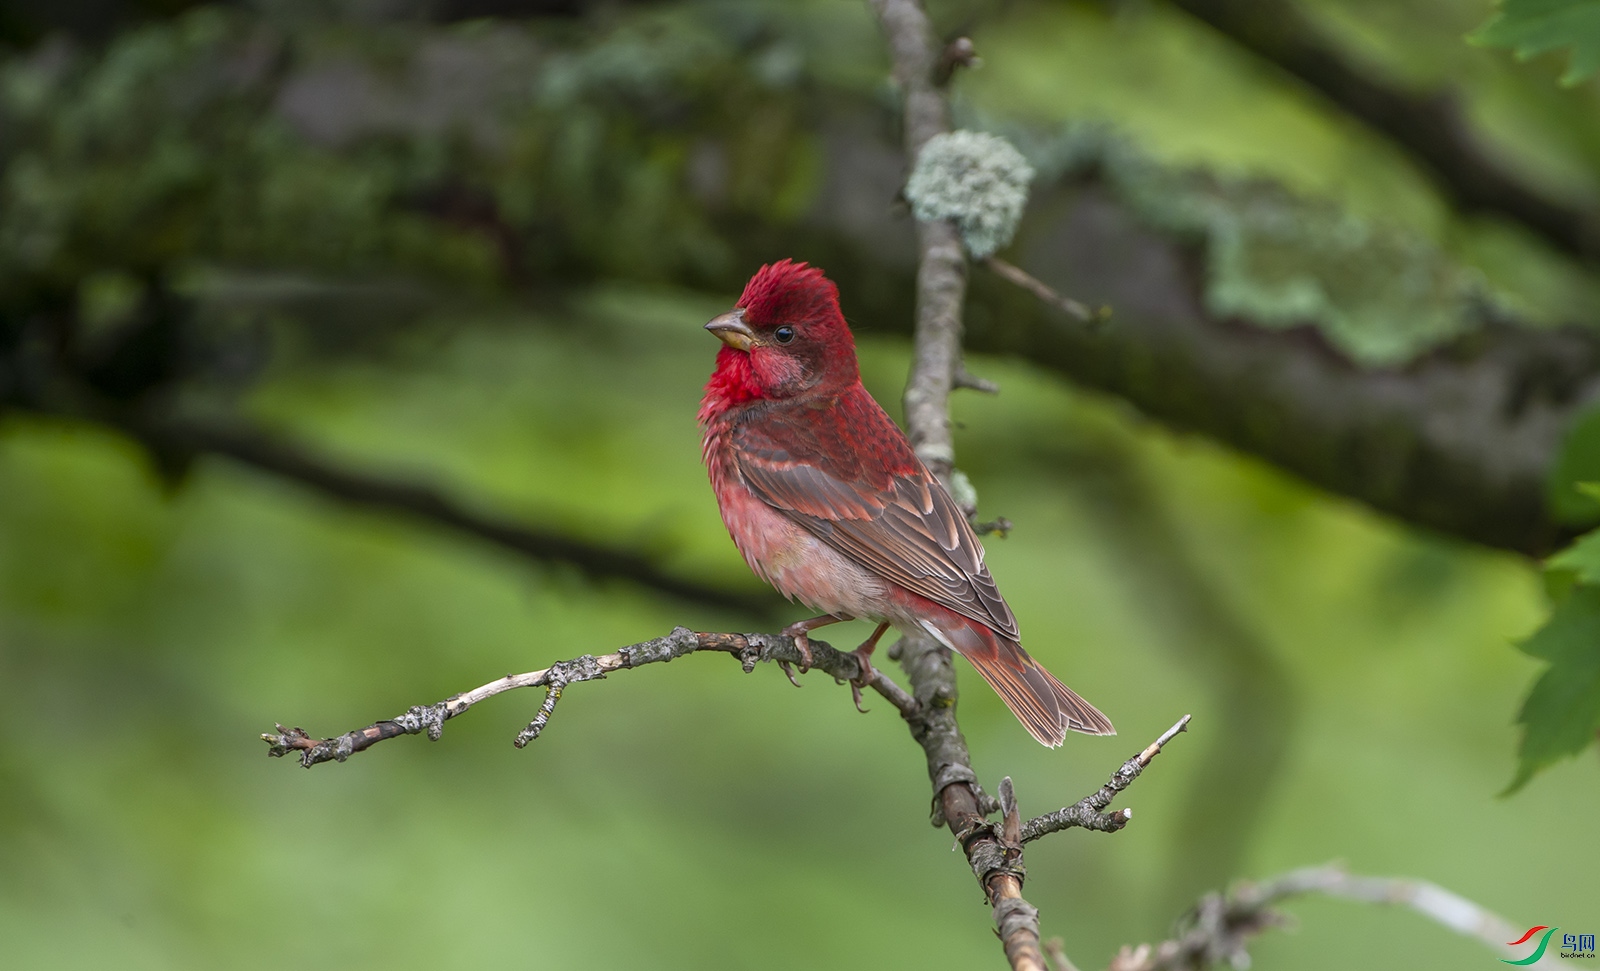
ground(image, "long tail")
xmin=923 ymin=620 xmax=1115 ymax=747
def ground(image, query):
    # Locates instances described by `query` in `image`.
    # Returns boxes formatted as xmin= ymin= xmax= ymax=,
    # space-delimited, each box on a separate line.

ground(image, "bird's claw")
xmin=778 ymin=628 xmax=814 ymax=674
xmin=847 ymin=647 xmax=875 ymax=714
xmin=776 ymin=659 xmax=804 ymax=688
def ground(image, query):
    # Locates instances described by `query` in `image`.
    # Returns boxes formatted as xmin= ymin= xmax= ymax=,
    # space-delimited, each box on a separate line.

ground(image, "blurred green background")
xmin=1 ymin=0 xmax=1597 ymax=969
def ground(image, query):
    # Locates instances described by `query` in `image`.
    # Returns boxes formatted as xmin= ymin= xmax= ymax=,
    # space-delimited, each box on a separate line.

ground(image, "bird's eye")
xmin=774 ymin=325 xmax=796 ymax=344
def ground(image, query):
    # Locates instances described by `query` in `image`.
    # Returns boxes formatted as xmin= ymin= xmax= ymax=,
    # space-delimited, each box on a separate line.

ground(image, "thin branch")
xmin=1043 ymin=938 xmax=1084 ymax=971
xmin=259 ymin=625 xmax=1189 ymax=971
xmin=1021 ymin=714 xmax=1191 ymax=842
xmin=871 ymin=0 xmax=969 ymax=482
xmin=262 ymin=626 xmax=917 ymax=768
xmin=869 ymin=4 xmax=1056 ymax=970
xmin=1168 ymin=0 xmax=1600 ymax=261
xmin=984 ymin=257 xmax=1106 ymax=326
xmin=934 ymin=36 xmax=979 ymax=86
xmin=953 ymin=366 xmax=1000 ymax=394
xmin=118 ymin=412 xmax=778 ymax=617
xmin=1108 ymin=862 xmax=1563 ymax=970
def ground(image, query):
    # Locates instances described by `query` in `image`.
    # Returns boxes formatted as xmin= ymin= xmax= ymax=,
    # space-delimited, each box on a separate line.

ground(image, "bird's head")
xmin=703 ymin=260 xmax=859 ymax=405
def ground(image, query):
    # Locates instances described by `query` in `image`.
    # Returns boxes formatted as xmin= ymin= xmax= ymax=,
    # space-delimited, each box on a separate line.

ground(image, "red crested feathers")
xmin=699 ymin=260 xmax=858 ymax=419
xmin=737 ymin=259 xmax=846 ymax=336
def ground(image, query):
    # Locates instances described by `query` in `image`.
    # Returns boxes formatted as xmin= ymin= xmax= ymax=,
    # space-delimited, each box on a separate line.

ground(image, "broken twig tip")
xmin=1138 ymin=714 xmax=1193 ymax=764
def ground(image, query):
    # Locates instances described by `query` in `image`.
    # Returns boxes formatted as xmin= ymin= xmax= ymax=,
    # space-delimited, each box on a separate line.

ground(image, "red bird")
xmin=699 ymin=259 xmax=1114 ymax=746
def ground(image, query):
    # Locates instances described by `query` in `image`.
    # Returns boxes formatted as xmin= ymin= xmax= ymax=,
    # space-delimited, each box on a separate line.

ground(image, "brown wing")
xmin=731 ymin=391 xmax=1019 ymax=641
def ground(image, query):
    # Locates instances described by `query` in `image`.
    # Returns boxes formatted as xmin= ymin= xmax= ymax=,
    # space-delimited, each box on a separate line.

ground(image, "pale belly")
xmin=714 ymin=472 xmax=892 ymax=621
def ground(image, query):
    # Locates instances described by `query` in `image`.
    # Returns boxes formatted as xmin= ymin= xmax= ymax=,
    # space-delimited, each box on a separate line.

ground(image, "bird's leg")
xmin=778 ymin=613 xmax=850 ymax=678
xmin=847 ymin=622 xmax=890 ymax=713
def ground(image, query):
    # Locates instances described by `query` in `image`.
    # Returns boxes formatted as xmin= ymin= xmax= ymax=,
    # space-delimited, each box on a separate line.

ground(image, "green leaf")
xmin=1470 ymin=0 xmax=1600 ymax=86
xmin=1545 ymin=410 xmax=1600 ymax=524
xmin=1506 ymin=583 xmax=1600 ymax=792
xmin=1547 ymin=523 xmax=1600 ymax=585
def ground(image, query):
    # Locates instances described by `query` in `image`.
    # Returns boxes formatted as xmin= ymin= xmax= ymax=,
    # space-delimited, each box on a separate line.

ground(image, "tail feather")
xmin=1029 ymin=657 xmax=1117 ymax=738
xmin=924 ymin=620 xmax=1115 ymax=746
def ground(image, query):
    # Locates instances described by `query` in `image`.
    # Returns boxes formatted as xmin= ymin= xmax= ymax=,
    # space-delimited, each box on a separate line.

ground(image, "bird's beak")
xmin=705 ymin=309 xmax=757 ymax=351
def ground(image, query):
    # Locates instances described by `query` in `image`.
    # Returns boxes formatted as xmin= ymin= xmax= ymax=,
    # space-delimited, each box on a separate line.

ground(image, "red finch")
xmin=699 ymin=259 xmax=1114 ymax=746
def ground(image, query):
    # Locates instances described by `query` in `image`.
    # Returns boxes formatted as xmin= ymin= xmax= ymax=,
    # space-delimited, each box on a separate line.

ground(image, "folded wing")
xmin=730 ymin=391 xmax=1018 ymax=642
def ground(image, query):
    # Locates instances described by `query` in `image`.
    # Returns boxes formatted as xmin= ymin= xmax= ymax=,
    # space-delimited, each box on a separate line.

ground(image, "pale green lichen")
xmin=904 ymin=130 xmax=1034 ymax=258
xmin=1006 ymin=122 xmax=1491 ymax=366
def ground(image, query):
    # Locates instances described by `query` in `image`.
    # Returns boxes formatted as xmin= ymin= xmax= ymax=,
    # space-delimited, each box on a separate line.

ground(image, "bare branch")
xmin=868 ymin=6 xmax=1085 ymax=971
xmin=973 ymin=516 xmax=1013 ymax=538
xmin=1021 ymin=714 xmax=1192 ymax=842
xmin=871 ymin=0 xmax=969 ymax=482
xmin=953 ymin=366 xmax=1000 ymax=394
xmin=993 ymin=776 xmax=1046 ymax=971
xmin=871 ymin=6 xmax=1183 ymax=970
xmin=902 ymin=224 xmax=968 ymax=479
xmin=1043 ymin=938 xmax=1085 ymax=971
xmin=984 ymin=256 xmax=1106 ymax=326
xmin=262 ymin=626 xmax=916 ymax=768
xmin=1108 ymin=862 xmax=1563 ymax=970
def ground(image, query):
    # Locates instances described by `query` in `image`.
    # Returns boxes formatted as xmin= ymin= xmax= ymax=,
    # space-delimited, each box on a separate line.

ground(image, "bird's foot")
xmin=843 ymin=623 xmax=889 ymax=714
xmin=777 ymin=625 xmax=816 ymax=675
xmin=846 ymin=646 xmax=876 ymax=714
xmin=776 ymin=659 xmax=804 ymax=688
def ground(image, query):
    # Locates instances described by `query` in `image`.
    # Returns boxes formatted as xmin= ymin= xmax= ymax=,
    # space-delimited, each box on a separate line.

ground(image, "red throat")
xmin=699 ymin=259 xmax=858 ymax=423
xmin=699 ymin=346 xmax=764 ymax=422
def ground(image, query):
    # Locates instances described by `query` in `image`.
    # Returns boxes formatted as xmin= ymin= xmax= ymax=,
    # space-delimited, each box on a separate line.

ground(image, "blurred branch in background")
xmin=1165 ymin=0 xmax=1600 ymax=261
xmin=984 ymin=255 xmax=1104 ymax=325
xmin=974 ymin=173 xmax=1600 ymax=558
xmin=116 ymin=411 xmax=781 ymax=617
xmin=2 ymin=5 xmax=1597 ymax=557
xmin=0 ymin=276 xmax=774 ymax=614
xmin=1094 ymin=862 xmax=1562 ymax=970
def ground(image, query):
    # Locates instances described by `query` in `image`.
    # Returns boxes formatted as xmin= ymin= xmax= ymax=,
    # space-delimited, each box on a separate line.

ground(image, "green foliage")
xmin=1547 ymin=408 xmax=1600 ymax=524
xmin=1471 ymin=0 xmax=1600 ymax=86
xmin=0 ymin=4 xmax=824 ymax=305
xmin=0 ymin=1 xmax=1559 ymax=375
xmin=0 ymin=9 xmax=499 ymax=293
xmin=1512 ymin=456 xmax=1600 ymax=789
xmin=967 ymin=1 xmax=1600 ymax=328
xmin=1507 ymin=582 xmax=1600 ymax=791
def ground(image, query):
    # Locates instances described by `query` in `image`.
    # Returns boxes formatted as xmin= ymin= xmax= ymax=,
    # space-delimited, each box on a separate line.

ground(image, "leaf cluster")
xmin=1471 ymin=0 xmax=1600 ymax=86
xmin=1509 ymin=509 xmax=1600 ymax=790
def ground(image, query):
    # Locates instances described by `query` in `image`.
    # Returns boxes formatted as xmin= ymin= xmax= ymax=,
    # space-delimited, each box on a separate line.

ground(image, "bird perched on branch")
xmin=698 ymin=259 xmax=1114 ymax=746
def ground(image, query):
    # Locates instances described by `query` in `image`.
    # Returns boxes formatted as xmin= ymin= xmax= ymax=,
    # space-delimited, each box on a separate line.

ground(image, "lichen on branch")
xmin=906 ymin=130 xmax=1035 ymax=259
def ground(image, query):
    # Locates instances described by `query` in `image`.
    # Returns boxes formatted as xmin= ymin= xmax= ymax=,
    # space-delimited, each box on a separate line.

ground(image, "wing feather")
xmin=731 ymin=392 xmax=1019 ymax=641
